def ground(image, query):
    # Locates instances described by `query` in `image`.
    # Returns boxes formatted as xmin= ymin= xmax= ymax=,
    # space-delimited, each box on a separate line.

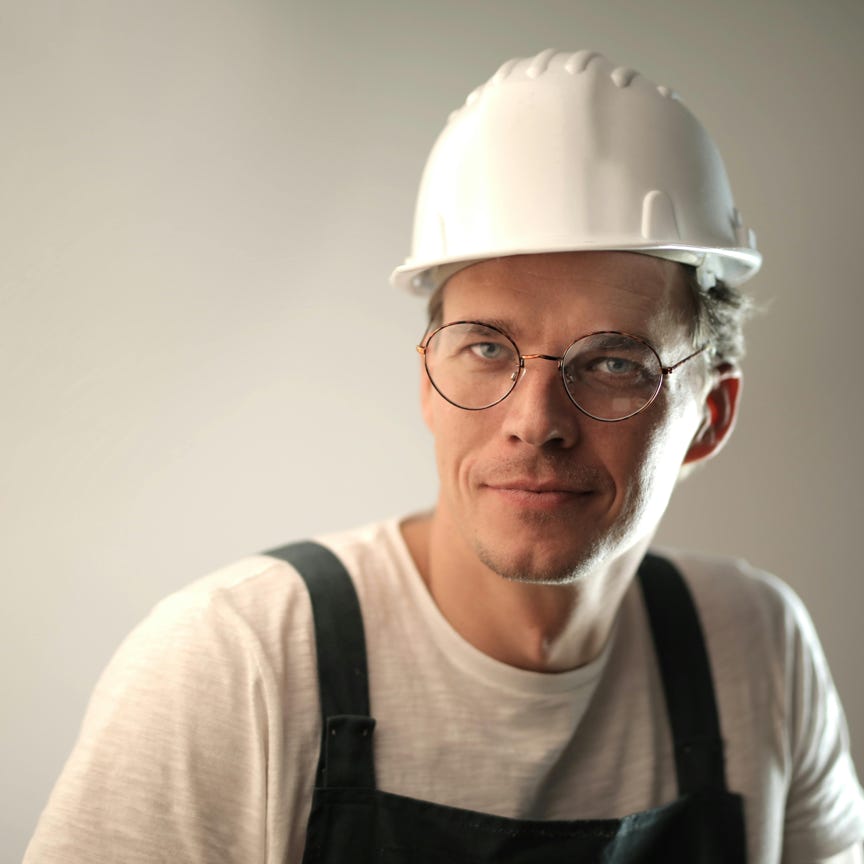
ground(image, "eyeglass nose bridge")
xmin=510 ymin=352 xmax=566 ymax=384
xmin=520 ymin=353 xmax=563 ymax=364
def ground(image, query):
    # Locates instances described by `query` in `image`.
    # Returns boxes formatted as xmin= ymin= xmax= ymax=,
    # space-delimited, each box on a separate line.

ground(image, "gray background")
xmin=3 ymin=1 xmax=862 ymax=859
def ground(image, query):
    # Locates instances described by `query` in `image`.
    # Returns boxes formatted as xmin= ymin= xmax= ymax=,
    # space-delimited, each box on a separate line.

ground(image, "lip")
xmin=484 ymin=479 xmax=594 ymax=494
xmin=482 ymin=480 xmax=596 ymax=510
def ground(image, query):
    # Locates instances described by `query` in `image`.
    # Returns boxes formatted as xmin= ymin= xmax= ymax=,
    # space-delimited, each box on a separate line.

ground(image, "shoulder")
xmin=639 ymin=547 xmax=801 ymax=730
xmin=120 ymin=552 xmax=312 ymax=673
xmin=141 ymin=516 xmax=406 ymax=635
xmin=72 ymin=550 xmax=321 ymax=755
xmin=23 ymin=520 xmax=404 ymax=863
xmin=312 ymin=517 xmax=421 ymax=618
xmin=653 ymin=548 xmax=864 ymax=858
xmin=653 ymin=547 xmax=810 ymax=651
xmin=109 ymin=516 xmax=407 ymax=682
xmin=314 ymin=517 xmax=413 ymax=582
xmin=654 ymin=546 xmax=790 ymax=600
xmin=651 ymin=548 xmax=831 ymax=713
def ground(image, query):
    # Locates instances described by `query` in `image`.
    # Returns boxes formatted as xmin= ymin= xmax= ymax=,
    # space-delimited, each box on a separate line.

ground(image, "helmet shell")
xmin=391 ymin=49 xmax=760 ymax=293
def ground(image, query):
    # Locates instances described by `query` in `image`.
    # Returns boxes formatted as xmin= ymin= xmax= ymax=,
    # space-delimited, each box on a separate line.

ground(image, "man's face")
xmin=420 ymin=251 xmax=720 ymax=584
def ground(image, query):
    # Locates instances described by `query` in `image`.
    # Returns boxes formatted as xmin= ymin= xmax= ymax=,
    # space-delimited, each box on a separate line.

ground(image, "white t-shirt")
xmin=25 ymin=518 xmax=864 ymax=863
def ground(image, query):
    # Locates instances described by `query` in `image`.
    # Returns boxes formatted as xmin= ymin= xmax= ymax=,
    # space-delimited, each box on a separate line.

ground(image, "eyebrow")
xmin=445 ymin=318 xmax=664 ymax=351
xmin=449 ymin=317 xmax=518 ymax=337
xmin=587 ymin=332 xmax=645 ymax=348
xmin=451 ymin=318 xmax=648 ymax=340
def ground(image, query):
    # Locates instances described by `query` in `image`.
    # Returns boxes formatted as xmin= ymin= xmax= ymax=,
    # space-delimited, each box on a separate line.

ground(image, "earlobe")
xmin=683 ymin=365 xmax=741 ymax=465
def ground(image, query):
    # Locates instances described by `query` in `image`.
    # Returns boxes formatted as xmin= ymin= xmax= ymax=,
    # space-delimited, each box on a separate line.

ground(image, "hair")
xmin=424 ymin=263 xmax=753 ymax=366
xmin=683 ymin=270 xmax=753 ymax=365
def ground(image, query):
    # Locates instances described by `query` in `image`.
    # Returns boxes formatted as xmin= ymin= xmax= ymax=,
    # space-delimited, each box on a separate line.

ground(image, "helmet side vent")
xmin=641 ymin=190 xmax=681 ymax=242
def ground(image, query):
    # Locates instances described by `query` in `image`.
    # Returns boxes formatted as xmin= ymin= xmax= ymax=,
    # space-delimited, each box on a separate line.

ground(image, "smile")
xmin=483 ymin=483 xmax=595 ymax=511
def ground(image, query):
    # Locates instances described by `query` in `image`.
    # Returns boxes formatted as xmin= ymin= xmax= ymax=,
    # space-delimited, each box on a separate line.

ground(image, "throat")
xmin=400 ymin=510 xmax=632 ymax=673
xmin=487 ymin=589 xmax=608 ymax=672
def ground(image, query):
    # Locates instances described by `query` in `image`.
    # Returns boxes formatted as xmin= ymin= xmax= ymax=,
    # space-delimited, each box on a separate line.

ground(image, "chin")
xmin=469 ymin=501 xmax=654 ymax=585
xmin=473 ymin=532 xmax=606 ymax=585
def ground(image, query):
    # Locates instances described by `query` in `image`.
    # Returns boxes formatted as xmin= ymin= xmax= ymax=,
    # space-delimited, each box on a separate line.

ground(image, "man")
xmin=26 ymin=49 xmax=864 ymax=862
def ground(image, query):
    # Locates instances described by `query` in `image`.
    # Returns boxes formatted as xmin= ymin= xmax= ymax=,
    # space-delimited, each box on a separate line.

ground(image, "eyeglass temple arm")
xmin=662 ymin=344 xmax=708 ymax=376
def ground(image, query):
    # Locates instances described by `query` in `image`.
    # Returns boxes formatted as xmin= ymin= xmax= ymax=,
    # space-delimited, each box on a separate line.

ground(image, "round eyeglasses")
xmin=417 ymin=321 xmax=708 ymax=422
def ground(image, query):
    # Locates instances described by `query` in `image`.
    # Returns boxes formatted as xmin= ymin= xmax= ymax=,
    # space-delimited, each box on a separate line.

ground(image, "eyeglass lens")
xmin=423 ymin=323 xmax=664 ymax=421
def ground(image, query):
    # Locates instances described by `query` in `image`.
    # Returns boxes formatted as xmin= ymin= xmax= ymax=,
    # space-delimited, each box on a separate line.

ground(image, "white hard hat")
xmin=391 ymin=49 xmax=761 ymax=294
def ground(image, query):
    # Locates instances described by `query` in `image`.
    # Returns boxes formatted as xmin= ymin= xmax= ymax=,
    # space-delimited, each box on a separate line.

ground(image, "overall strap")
xmin=638 ymin=553 xmax=729 ymax=796
xmin=265 ymin=541 xmax=376 ymax=789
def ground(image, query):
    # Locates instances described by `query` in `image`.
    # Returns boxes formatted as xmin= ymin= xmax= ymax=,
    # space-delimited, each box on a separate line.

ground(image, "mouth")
xmin=485 ymin=477 xmax=595 ymax=493
xmin=482 ymin=480 xmax=596 ymax=510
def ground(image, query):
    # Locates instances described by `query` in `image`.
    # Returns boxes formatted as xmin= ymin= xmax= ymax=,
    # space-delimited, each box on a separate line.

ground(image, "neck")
xmin=400 ymin=510 xmax=648 ymax=672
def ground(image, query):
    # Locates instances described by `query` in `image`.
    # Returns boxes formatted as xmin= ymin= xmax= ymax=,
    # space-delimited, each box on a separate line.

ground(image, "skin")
xmin=401 ymin=250 xmax=740 ymax=672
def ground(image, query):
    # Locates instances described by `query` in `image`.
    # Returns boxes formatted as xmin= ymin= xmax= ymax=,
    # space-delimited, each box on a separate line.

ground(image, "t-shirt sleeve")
xmin=780 ymin=583 xmax=864 ymax=861
xmin=23 ymin=588 xmax=278 ymax=864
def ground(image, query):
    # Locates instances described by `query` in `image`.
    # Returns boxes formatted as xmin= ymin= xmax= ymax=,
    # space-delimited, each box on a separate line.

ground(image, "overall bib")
xmin=267 ymin=542 xmax=747 ymax=863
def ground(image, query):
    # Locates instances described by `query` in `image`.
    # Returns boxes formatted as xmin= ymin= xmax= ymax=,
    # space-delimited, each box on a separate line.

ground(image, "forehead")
xmin=440 ymin=251 xmax=695 ymax=343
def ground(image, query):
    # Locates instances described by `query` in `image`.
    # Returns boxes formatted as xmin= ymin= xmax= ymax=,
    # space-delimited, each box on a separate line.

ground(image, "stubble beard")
xmin=463 ymin=457 xmax=617 ymax=584
xmin=471 ymin=511 xmax=609 ymax=586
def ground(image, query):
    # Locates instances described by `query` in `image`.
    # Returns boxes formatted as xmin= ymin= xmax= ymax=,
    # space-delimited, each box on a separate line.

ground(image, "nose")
xmin=500 ymin=355 xmax=582 ymax=448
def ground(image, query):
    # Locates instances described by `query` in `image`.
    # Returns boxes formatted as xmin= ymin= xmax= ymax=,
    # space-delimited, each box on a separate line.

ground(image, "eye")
xmin=469 ymin=341 xmax=509 ymax=361
xmin=427 ymin=322 xmax=518 ymax=371
xmin=564 ymin=347 xmax=656 ymax=389
xmin=583 ymin=354 xmax=650 ymax=381
xmin=596 ymin=356 xmax=638 ymax=375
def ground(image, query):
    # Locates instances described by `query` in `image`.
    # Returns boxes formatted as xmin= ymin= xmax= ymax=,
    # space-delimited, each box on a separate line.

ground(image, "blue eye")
xmin=469 ymin=342 xmax=508 ymax=360
xmin=600 ymin=357 xmax=637 ymax=375
xmin=566 ymin=352 xmax=653 ymax=389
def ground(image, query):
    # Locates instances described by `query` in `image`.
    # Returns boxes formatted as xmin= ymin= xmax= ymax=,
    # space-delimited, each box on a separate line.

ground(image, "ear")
xmin=683 ymin=363 xmax=741 ymax=466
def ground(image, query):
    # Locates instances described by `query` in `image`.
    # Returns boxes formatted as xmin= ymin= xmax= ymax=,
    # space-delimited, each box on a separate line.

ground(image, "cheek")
xmin=419 ymin=364 xmax=435 ymax=431
xmin=611 ymin=401 xmax=702 ymax=512
xmin=427 ymin=402 xmax=489 ymax=487
xmin=638 ymin=403 xmax=703 ymax=494
xmin=423 ymin=381 xmax=468 ymax=485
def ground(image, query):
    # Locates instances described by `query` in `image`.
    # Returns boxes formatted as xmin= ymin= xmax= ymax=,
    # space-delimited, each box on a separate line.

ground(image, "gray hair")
xmin=685 ymin=270 xmax=753 ymax=365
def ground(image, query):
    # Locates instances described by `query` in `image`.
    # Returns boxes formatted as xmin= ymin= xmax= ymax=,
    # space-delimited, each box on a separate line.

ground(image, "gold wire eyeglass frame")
xmin=416 ymin=321 xmax=708 ymax=422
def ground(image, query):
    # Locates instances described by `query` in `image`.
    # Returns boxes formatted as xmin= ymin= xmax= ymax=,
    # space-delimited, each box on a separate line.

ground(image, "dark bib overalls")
xmin=267 ymin=542 xmax=747 ymax=863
